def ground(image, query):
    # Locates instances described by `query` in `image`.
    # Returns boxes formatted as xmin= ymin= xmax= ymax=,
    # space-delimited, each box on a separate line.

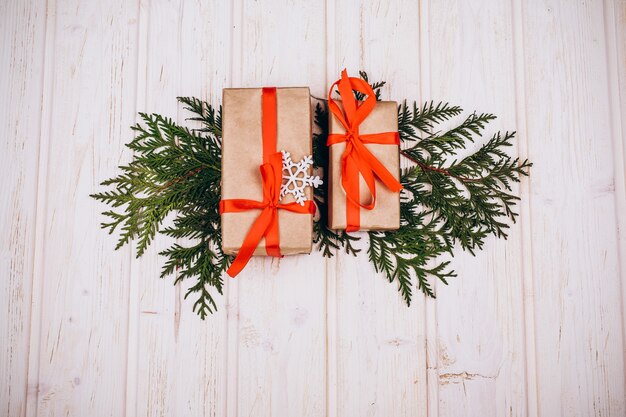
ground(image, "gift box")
xmin=221 ymin=87 xmax=314 ymax=262
xmin=327 ymin=71 xmax=401 ymax=231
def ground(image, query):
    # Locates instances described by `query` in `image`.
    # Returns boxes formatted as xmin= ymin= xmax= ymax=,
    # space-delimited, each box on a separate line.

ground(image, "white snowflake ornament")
xmin=280 ymin=150 xmax=323 ymax=205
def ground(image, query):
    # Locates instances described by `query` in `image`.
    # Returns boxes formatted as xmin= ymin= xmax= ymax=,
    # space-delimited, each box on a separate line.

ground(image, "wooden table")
xmin=1 ymin=0 xmax=625 ymax=416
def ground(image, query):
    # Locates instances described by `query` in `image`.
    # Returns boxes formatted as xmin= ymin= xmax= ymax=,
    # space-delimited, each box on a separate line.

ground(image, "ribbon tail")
xmin=342 ymin=150 xmax=377 ymax=211
xmin=265 ymin=210 xmax=281 ymax=258
xmin=226 ymin=207 xmax=274 ymax=278
xmin=344 ymin=153 xmax=361 ymax=232
xmin=354 ymin=140 xmax=403 ymax=193
xmin=263 ymin=153 xmax=283 ymax=257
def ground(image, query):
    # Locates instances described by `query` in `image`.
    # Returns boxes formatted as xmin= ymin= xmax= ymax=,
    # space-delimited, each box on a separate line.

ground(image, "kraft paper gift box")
xmin=221 ymin=87 xmax=313 ymax=255
xmin=328 ymin=100 xmax=401 ymax=230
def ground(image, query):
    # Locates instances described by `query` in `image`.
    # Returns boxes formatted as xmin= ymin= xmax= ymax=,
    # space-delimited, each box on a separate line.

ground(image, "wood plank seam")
xmin=325 ymin=1 xmax=338 ymax=417
xmin=511 ymin=0 xmax=539 ymax=416
xmin=602 ymin=0 xmax=626 ymax=411
xmin=419 ymin=2 xmax=441 ymax=417
xmin=25 ymin=0 xmax=57 ymax=415
xmin=124 ymin=1 xmax=145 ymax=416
xmin=226 ymin=1 xmax=242 ymax=416
xmin=415 ymin=2 xmax=437 ymax=417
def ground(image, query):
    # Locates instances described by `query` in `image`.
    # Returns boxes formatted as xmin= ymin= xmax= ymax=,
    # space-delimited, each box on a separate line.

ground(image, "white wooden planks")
xmin=0 ymin=1 xmax=46 ymax=416
xmin=427 ymin=1 xmax=528 ymax=416
xmin=23 ymin=0 xmax=139 ymax=416
xmin=522 ymin=1 xmax=626 ymax=416
xmin=1 ymin=1 xmax=625 ymax=416
xmin=609 ymin=3 xmax=626 ymax=411
xmin=611 ymin=3 xmax=626 ymax=412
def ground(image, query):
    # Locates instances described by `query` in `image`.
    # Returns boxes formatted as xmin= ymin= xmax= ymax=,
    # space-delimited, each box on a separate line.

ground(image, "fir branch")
xmin=319 ymin=74 xmax=530 ymax=305
xmin=368 ymin=212 xmax=456 ymax=302
xmin=178 ymin=96 xmax=223 ymax=140
xmin=402 ymin=130 xmax=531 ymax=255
xmin=91 ymin=97 xmax=230 ymax=318
xmin=397 ymin=100 xmax=463 ymax=141
xmin=403 ymin=112 xmax=497 ymax=161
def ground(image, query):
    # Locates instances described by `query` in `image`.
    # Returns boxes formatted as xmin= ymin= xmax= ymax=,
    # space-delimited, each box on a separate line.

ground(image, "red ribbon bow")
xmin=220 ymin=88 xmax=315 ymax=277
xmin=327 ymin=69 xmax=403 ymax=232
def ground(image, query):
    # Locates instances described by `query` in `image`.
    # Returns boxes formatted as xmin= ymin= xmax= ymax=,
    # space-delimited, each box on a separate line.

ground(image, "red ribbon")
xmin=327 ymin=69 xmax=402 ymax=232
xmin=220 ymin=88 xmax=315 ymax=277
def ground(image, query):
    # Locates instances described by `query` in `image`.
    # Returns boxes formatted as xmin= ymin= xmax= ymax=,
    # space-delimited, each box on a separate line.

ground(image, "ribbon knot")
xmin=221 ymin=152 xmax=315 ymax=277
xmin=327 ymin=69 xmax=403 ymax=232
xmin=345 ymin=128 xmax=358 ymax=142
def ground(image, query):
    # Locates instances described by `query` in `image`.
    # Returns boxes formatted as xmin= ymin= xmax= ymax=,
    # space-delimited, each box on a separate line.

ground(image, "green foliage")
xmin=315 ymin=74 xmax=530 ymax=306
xmin=400 ymin=109 xmax=532 ymax=256
xmin=397 ymin=101 xmax=463 ymax=141
xmin=91 ymin=96 xmax=231 ymax=319
xmin=92 ymin=74 xmax=531 ymax=318
xmin=368 ymin=96 xmax=531 ymax=305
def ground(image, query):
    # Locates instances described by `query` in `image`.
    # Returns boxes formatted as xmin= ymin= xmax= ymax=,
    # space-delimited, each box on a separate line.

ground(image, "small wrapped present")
xmin=327 ymin=70 xmax=401 ymax=231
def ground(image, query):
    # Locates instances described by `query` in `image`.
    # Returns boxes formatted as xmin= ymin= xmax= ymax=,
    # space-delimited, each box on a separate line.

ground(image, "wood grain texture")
xmin=428 ymin=1 xmax=528 ymax=416
xmin=0 ymin=1 xmax=46 ymax=416
xmin=522 ymin=1 xmax=625 ymax=416
xmin=23 ymin=0 xmax=138 ymax=416
xmin=0 ymin=0 xmax=625 ymax=416
xmin=609 ymin=1 xmax=626 ymax=407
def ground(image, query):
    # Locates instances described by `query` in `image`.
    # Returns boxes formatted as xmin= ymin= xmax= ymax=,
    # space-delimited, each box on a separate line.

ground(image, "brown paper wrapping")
xmin=221 ymin=87 xmax=313 ymax=255
xmin=328 ymin=100 xmax=400 ymax=230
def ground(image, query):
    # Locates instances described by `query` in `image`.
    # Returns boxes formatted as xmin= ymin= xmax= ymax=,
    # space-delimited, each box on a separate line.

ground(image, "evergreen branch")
xmin=398 ymin=100 xmax=463 ymax=141
xmin=402 ymin=129 xmax=531 ymax=257
xmin=92 ymin=97 xmax=229 ymax=318
xmin=368 ymin=215 xmax=456 ymax=302
xmin=403 ymin=112 xmax=497 ymax=161
xmin=319 ymin=74 xmax=530 ymax=306
xmin=177 ymin=96 xmax=223 ymax=139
